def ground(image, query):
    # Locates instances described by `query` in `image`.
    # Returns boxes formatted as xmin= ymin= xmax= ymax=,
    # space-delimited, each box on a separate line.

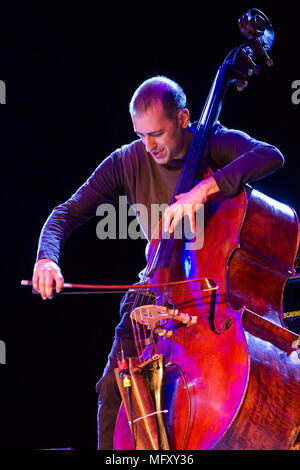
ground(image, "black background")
xmin=0 ymin=1 xmax=299 ymax=450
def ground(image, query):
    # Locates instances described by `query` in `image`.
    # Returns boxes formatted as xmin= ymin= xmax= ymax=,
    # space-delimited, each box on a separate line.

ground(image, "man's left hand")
xmin=163 ymin=176 xmax=220 ymax=234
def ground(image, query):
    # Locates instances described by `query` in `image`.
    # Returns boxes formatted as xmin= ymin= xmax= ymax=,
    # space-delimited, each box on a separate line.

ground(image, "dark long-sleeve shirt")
xmin=36 ymin=122 xmax=284 ymax=264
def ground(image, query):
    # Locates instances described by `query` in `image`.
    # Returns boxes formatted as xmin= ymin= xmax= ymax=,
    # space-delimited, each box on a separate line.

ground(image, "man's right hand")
xmin=32 ymin=258 xmax=64 ymax=300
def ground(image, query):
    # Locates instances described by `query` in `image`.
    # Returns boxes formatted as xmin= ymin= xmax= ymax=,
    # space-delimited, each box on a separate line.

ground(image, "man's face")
xmin=131 ymin=100 xmax=190 ymax=165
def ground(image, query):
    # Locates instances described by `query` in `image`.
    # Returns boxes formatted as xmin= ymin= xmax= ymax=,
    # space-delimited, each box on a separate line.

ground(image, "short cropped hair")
xmin=129 ymin=76 xmax=187 ymax=120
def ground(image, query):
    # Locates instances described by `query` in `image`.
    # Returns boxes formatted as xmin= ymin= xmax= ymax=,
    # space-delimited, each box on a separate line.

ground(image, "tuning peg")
xmin=255 ymin=37 xmax=273 ymax=67
xmin=233 ymin=79 xmax=248 ymax=92
xmin=241 ymin=46 xmax=262 ymax=74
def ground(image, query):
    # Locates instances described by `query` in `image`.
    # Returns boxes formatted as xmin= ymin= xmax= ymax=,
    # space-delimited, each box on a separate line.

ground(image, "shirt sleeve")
xmin=207 ymin=123 xmax=284 ymax=197
xmin=36 ymin=150 xmax=126 ymax=264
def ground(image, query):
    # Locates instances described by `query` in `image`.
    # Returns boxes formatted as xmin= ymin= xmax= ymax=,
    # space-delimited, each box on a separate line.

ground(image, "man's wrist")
xmin=205 ymin=176 xmax=220 ymax=196
xmin=194 ymin=176 xmax=220 ymax=200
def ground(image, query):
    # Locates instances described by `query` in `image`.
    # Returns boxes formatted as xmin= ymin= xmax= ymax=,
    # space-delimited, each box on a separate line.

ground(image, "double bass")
xmin=20 ymin=8 xmax=300 ymax=450
xmin=112 ymin=9 xmax=300 ymax=450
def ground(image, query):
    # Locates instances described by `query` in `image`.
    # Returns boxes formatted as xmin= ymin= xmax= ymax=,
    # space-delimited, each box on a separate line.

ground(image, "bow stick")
xmin=20 ymin=278 xmax=218 ymax=293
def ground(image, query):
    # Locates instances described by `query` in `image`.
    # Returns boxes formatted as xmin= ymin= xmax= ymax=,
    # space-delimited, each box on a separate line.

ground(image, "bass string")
xmin=127 ymin=66 xmax=227 ymax=362
xmin=144 ymin=128 xmax=205 ymax=274
xmin=142 ymin=127 xmax=208 ymax=275
xmin=144 ymin=70 xmax=226 ymax=273
xmin=130 ymin=306 xmax=157 ymax=365
xmin=152 ymin=66 xmax=228 ymax=268
xmin=128 ymin=122 xmax=205 ymax=362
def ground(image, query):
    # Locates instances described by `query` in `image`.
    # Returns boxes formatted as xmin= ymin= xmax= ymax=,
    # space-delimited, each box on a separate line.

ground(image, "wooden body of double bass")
xmin=113 ymin=187 xmax=300 ymax=450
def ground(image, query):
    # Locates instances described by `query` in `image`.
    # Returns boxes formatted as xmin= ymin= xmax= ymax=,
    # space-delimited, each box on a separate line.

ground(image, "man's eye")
xmin=136 ymin=132 xmax=163 ymax=138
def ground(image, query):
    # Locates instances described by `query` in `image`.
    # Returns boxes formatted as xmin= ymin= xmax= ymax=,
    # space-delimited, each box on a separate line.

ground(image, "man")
xmin=32 ymin=76 xmax=284 ymax=449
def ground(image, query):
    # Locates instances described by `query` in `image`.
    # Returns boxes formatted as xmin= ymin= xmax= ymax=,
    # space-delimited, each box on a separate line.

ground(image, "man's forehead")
xmin=135 ymin=100 xmax=165 ymax=118
xmin=132 ymin=102 xmax=170 ymax=133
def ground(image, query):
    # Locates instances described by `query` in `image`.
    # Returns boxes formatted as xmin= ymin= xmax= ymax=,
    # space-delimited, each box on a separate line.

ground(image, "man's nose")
xmin=144 ymin=135 xmax=156 ymax=152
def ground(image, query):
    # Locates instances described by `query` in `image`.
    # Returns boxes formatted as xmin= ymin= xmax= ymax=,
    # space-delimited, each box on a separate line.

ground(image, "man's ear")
xmin=177 ymin=108 xmax=190 ymax=128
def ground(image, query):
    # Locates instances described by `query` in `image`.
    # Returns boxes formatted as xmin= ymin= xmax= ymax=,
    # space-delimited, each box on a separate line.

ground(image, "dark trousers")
xmin=96 ymin=335 xmax=138 ymax=450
